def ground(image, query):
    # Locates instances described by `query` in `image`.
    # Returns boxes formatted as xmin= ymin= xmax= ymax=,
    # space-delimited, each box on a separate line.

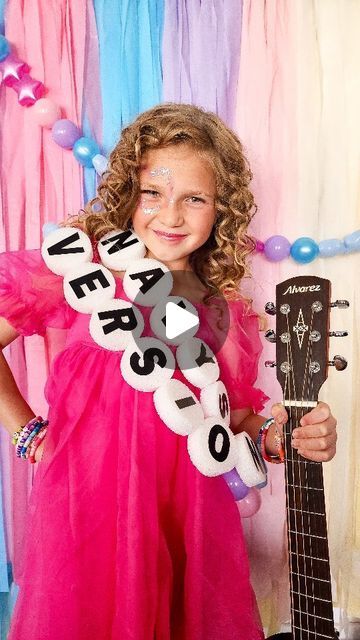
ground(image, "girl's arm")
xmin=231 ymin=403 xmax=337 ymax=462
xmin=0 ymin=317 xmax=36 ymax=437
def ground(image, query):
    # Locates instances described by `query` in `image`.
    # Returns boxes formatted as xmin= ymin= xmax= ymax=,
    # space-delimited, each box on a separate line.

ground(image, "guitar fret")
xmin=289 ymin=530 xmax=327 ymax=540
xmin=292 ymin=625 xmax=334 ymax=639
xmin=290 ymin=551 xmax=328 ymax=563
xmin=290 ymin=507 xmax=325 ymax=516
xmin=291 ymin=571 xmax=331 ymax=584
xmin=288 ymin=484 xmax=323 ymax=490
xmin=291 ymin=591 xmax=332 ymax=604
xmin=292 ymin=608 xmax=333 ymax=623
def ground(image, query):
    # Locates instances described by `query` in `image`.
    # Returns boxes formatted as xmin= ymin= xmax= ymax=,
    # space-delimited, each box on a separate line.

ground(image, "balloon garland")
xmin=255 ymin=232 xmax=360 ymax=263
xmin=41 ymin=226 xmax=268 ymax=516
xmin=2 ymin=33 xmax=359 ymax=263
xmin=0 ymin=35 xmax=107 ymax=175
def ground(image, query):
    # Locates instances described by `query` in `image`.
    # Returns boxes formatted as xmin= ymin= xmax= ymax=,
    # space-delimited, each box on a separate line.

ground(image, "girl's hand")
xmin=271 ymin=401 xmax=337 ymax=462
xmin=34 ymin=440 xmax=45 ymax=463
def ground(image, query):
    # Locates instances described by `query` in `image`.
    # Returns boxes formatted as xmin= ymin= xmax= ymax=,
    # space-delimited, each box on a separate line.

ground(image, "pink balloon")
xmin=237 ymin=487 xmax=261 ymax=518
xmin=31 ymin=98 xmax=61 ymax=128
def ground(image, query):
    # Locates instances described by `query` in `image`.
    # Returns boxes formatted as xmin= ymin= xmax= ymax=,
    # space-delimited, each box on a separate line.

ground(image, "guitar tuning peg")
xmin=328 ymin=355 xmax=348 ymax=371
xmin=329 ymin=331 xmax=348 ymax=337
xmin=264 ymin=360 xmax=276 ymax=368
xmin=265 ymin=330 xmax=276 ymax=343
xmin=330 ymin=299 xmax=350 ymax=309
xmin=265 ymin=302 xmax=276 ymax=316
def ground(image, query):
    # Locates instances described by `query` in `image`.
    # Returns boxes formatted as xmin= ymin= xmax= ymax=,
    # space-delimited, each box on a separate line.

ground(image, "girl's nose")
xmin=158 ymin=198 xmax=184 ymax=226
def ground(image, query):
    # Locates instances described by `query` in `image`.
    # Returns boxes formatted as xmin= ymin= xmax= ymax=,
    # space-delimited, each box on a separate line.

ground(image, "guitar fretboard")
xmin=284 ymin=408 xmax=336 ymax=640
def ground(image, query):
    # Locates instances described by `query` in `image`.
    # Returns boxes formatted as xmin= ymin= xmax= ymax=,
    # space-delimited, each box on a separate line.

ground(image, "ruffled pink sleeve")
xmin=0 ymin=249 xmax=74 ymax=337
xmin=219 ymin=299 xmax=269 ymax=414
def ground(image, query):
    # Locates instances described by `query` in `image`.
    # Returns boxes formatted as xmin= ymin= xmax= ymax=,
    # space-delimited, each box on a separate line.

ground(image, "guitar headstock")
xmin=265 ymin=276 xmax=348 ymax=406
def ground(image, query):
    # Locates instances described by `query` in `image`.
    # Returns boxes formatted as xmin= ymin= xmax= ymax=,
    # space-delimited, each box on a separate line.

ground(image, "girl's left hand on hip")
xmin=271 ymin=401 xmax=337 ymax=463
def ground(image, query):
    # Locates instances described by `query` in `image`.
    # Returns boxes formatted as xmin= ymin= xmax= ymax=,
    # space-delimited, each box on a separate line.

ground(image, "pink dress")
xmin=0 ymin=249 xmax=268 ymax=640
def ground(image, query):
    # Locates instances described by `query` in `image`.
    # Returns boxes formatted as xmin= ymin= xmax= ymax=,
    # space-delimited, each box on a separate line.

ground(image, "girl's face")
xmin=132 ymin=145 xmax=217 ymax=271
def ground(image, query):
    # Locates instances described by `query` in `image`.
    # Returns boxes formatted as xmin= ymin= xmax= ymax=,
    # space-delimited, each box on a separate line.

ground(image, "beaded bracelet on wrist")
xmin=12 ymin=417 xmax=48 ymax=461
xmin=256 ymin=417 xmax=285 ymax=464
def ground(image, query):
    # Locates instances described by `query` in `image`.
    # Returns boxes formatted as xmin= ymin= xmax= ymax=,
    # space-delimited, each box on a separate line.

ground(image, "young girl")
xmin=0 ymin=103 xmax=337 ymax=639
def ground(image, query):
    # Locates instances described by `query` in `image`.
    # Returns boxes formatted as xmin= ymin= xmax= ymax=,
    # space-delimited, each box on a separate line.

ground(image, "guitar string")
xmin=301 ymin=308 xmax=317 ymax=637
xmin=306 ymin=309 xmax=334 ymax=638
xmin=285 ymin=311 xmax=308 ymax=640
xmin=282 ymin=345 xmax=297 ymax=638
xmin=289 ymin=310 xmax=312 ymax=640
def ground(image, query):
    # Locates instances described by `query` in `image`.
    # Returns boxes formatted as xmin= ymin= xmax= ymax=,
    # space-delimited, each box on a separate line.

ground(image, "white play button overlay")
xmin=132 ymin=269 xmax=230 ymax=368
xmin=149 ymin=296 xmax=200 ymax=345
xmin=166 ymin=301 xmax=199 ymax=339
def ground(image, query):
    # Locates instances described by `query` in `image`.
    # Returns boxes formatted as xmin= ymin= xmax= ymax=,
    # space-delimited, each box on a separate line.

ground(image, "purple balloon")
xmin=264 ymin=235 xmax=291 ymax=262
xmin=52 ymin=119 xmax=81 ymax=149
xmin=222 ymin=468 xmax=249 ymax=501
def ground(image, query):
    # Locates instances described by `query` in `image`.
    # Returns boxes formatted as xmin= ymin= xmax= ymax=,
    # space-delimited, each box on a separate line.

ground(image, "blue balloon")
xmin=344 ymin=229 xmax=360 ymax=252
xmin=73 ymin=137 xmax=101 ymax=168
xmin=290 ymin=237 xmax=319 ymax=264
xmin=318 ymin=238 xmax=344 ymax=257
xmin=0 ymin=35 xmax=10 ymax=61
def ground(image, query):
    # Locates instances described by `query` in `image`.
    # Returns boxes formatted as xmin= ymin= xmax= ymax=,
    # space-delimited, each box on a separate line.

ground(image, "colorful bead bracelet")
xmin=12 ymin=416 xmax=48 ymax=463
xmin=256 ymin=418 xmax=285 ymax=464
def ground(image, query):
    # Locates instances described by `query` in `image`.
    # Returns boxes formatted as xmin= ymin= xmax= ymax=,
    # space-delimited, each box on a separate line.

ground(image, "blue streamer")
xmin=92 ymin=0 xmax=164 ymax=159
xmin=0 ymin=0 xmax=6 ymax=35
xmin=0 ymin=466 xmax=8 ymax=593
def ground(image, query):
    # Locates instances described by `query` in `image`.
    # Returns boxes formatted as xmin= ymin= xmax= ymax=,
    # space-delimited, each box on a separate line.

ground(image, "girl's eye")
xmin=188 ymin=196 xmax=206 ymax=204
xmin=141 ymin=189 xmax=160 ymax=197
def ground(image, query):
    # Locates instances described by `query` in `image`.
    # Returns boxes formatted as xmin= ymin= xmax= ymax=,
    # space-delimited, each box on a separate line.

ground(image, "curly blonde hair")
xmin=64 ymin=103 xmax=257 ymax=305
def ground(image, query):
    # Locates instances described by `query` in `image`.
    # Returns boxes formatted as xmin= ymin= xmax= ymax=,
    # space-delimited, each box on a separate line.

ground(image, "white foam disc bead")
xmin=120 ymin=337 xmax=175 ymax=392
xmin=150 ymin=296 xmax=199 ymax=346
xmin=97 ymin=228 xmax=146 ymax=271
xmin=122 ymin=258 xmax=173 ymax=307
xmin=41 ymin=227 xmax=93 ymax=276
xmin=187 ymin=417 xmax=238 ymax=477
xmin=64 ymin=262 xmax=116 ymax=314
xmin=153 ymin=379 xmax=204 ymax=436
xmin=176 ymin=338 xmax=219 ymax=389
xmin=235 ymin=432 xmax=267 ymax=487
xmin=200 ymin=380 xmax=230 ymax=426
xmin=89 ymin=299 xmax=144 ymax=351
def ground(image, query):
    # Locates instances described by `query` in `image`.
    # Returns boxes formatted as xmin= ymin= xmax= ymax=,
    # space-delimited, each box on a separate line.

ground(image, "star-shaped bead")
xmin=0 ymin=54 xmax=29 ymax=88
xmin=12 ymin=74 xmax=45 ymax=107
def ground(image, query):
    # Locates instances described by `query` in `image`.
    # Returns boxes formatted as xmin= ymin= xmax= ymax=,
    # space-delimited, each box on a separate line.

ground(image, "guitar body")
xmin=267 ymin=635 xmax=292 ymax=639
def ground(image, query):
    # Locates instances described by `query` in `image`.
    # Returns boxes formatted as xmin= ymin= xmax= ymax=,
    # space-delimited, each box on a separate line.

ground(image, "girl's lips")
xmin=153 ymin=230 xmax=188 ymax=241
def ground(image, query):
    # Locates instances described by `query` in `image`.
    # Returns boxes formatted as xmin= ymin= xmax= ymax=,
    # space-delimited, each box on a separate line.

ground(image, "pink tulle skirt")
xmin=8 ymin=340 xmax=264 ymax=640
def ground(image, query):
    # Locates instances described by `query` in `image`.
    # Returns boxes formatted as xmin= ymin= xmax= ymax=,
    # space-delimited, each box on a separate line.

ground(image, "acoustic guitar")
xmin=264 ymin=276 xmax=348 ymax=640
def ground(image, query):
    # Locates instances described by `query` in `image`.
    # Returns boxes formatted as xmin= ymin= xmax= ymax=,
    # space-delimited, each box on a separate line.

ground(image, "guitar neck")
xmin=284 ymin=406 xmax=336 ymax=640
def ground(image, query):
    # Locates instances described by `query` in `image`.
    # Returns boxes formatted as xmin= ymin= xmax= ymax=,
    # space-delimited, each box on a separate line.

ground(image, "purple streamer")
xmin=162 ymin=0 xmax=243 ymax=127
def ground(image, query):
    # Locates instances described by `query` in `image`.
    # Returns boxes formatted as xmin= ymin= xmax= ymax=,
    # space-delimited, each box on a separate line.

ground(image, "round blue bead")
xmin=290 ymin=237 xmax=319 ymax=264
xmin=73 ymin=137 xmax=101 ymax=168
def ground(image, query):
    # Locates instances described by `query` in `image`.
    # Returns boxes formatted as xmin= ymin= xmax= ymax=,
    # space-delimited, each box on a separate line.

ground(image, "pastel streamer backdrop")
xmin=0 ymin=0 xmax=359 ymax=636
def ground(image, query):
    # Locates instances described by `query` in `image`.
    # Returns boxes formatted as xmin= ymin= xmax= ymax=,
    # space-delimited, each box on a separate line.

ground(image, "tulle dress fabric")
xmin=0 ymin=249 xmax=268 ymax=640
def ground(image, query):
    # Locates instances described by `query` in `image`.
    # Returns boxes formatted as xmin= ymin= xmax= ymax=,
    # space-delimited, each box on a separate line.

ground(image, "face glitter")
xmin=143 ymin=206 xmax=161 ymax=216
xmin=149 ymin=167 xmax=172 ymax=182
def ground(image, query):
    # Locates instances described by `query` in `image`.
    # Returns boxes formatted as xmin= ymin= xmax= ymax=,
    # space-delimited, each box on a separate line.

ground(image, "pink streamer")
xmin=0 ymin=0 xmax=96 ymax=581
xmin=235 ymin=1 xmax=298 ymax=626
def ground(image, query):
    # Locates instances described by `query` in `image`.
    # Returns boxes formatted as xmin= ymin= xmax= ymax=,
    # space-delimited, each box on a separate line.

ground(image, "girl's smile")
xmin=132 ymin=145 xmax=217 ymax=272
